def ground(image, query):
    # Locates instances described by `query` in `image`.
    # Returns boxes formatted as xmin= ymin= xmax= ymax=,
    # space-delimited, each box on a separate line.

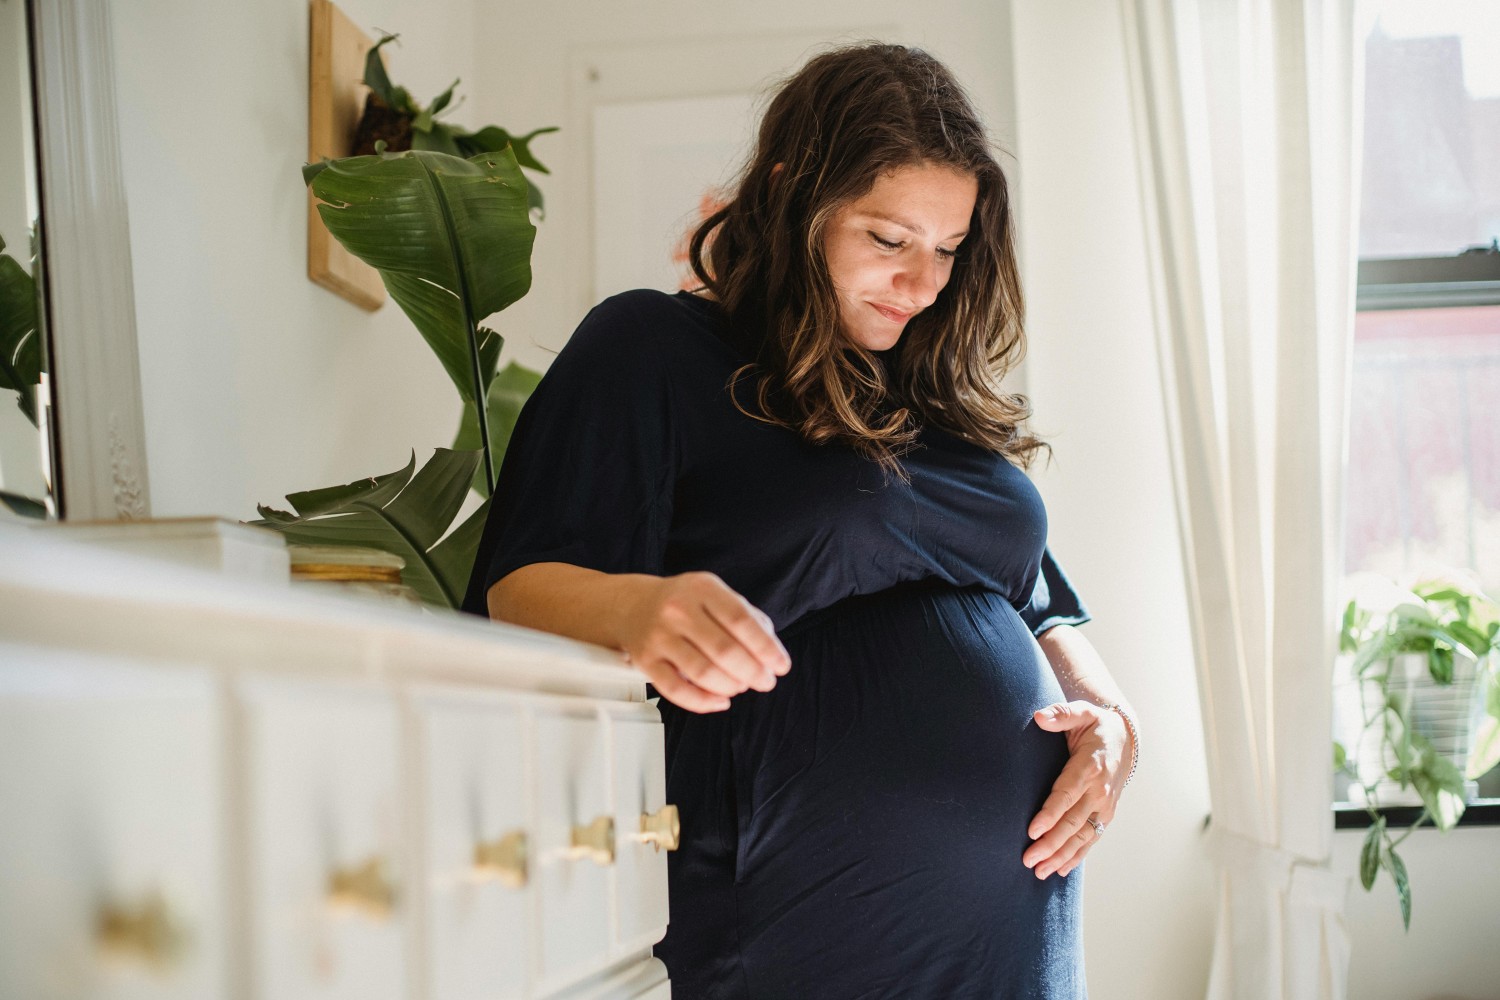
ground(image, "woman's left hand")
xmin=1022 ymin=700 xmax=1131 ymax=879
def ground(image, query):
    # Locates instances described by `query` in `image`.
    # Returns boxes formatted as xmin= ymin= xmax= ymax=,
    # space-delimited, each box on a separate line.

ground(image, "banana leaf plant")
xmin=250 ymin=138 xmax=549 ymax=607
xmin=353 ymin=33 xmax=558 ymax=218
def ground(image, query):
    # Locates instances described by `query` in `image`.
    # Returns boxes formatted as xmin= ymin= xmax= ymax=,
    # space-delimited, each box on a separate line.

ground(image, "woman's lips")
xmin=871 ymin=303 xmax=913 ymax=323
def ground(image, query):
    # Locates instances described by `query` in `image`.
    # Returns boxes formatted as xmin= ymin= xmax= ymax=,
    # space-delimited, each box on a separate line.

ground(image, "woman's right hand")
xmin=617 ymin=571 xmax=791 ymax=714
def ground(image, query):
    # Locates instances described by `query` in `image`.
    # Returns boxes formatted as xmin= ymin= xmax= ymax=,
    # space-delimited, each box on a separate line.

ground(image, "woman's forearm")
xmin=486 ymin=561 xmax=658 ymax=650
xmin=1036 ymin=625 xmax=1132 ymax=711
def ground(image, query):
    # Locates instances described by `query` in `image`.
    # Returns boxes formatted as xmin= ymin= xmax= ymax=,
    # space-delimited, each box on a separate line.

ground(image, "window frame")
xmin=1355 ymin=243 xmax=1500 ymax=310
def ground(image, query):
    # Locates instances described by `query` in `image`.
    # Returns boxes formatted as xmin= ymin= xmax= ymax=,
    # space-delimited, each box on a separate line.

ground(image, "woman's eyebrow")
xmin=861 ymin=212 xmax=968 ymax=241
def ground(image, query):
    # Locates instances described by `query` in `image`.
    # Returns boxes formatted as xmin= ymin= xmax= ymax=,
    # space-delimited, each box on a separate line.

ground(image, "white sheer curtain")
xmin=1118 ymin=0 xmax=1376 ymax=997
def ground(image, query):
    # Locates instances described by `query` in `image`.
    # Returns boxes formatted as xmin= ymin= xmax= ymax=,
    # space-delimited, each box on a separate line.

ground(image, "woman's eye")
xmin=870 ymin=233 xmax=903 ymax=250
xmin=936 ymin=246 xmax=958 ymax=260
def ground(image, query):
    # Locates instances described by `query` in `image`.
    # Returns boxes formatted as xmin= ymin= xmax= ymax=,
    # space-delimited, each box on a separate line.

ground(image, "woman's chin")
xmin=840 ymin=326 xmax=903 ymax=352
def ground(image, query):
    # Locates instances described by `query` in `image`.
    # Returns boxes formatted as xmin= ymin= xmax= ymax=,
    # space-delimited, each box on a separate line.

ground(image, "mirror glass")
xmin=0 ymin=0 xmax=54 ymax=520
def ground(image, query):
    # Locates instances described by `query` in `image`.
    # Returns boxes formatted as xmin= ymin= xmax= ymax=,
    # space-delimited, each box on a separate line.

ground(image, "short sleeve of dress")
xmin=460 ymin=293 xmax=678 ymax=617
xmin=1016 ymin=546 xmax=1092 ymax=637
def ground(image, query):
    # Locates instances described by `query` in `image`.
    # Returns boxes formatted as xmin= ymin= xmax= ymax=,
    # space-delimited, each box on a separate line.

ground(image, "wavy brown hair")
xmin=687 ymin=42 xmax=1049 ymax=484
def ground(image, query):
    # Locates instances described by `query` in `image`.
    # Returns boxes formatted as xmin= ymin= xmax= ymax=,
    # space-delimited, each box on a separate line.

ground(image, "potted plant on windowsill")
xmin=1332 ymin=571 xmax=1500 ymax=928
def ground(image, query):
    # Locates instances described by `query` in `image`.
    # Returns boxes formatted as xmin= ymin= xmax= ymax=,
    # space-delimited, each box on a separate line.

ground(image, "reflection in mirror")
xmin=0 ymin=0 xmax=53 ymax=520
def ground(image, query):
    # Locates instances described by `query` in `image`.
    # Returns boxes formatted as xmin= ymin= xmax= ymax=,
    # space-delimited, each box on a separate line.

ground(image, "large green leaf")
xmin=279 ymin=452 xmax=417 ymax=519
xmin=304 ymin=148 xmax=535 ymax=407
xmin=249 ymin=449 xmax=482 ymax=608
xmin=0 ymin=232 xmax=41 ymax=426
xmin=452 ymin=359 xmax=543 ymax=498
xmin=428 ymin=495 xmax=492 ymax=606
xmin=454 ymin=126 xmax=555 ymax=218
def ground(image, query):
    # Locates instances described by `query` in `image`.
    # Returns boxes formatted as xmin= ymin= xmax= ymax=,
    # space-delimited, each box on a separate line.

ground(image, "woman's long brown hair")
xmin=687 ymin=42 xmax=1049 ymax=484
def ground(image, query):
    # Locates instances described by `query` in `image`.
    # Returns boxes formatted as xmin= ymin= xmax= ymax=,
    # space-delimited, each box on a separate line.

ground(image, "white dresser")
xmin=0 ymin=524 xmax=675 ymax=1000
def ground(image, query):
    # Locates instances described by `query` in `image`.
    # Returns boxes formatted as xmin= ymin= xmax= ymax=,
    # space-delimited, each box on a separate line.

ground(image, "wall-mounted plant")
xmin=352 ymin=33 xmax=558 ymax=218
xmin=1333 ymin=572 xmax=1500 ymax=929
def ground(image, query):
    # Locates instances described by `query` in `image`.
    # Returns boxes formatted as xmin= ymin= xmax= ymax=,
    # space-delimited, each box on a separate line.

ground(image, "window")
xmin=1344 ymin=4 xmax=1500 ymax=596
xmin=1335 ymin=3 xmax=1500 ymax=813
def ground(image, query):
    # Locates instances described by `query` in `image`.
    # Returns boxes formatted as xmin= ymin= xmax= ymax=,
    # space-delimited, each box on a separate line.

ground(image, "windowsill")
xmin=1332 ymin=798 xmax=1500 ymax=829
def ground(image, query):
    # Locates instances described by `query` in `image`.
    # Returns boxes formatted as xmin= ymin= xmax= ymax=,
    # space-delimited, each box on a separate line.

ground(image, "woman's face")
xmin=821 ymin=161 xmax=978 ymax=351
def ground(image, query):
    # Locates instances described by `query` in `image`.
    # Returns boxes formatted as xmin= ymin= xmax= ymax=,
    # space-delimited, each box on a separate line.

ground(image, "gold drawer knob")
xmin=96 ymin=891 xmax=186 ymax=969
xmin=639 ymin=804 xmax=681 ymax=852
xmin=474 ymin=829 xmax=529 ymax=887
xmin=328 ymin=856 xmax=396 ymax=918
xmin=568 ymin=815 xmax=616 ymax=865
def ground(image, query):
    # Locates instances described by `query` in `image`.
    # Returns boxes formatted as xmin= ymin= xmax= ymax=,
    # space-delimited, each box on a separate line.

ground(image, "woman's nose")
xmin=896 ymin=256 xmax=942 ymax=308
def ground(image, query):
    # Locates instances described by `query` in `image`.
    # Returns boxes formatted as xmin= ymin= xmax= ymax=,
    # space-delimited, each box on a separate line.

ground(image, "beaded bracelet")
xmin=1100 ymin=703 xmax=1139 ymax=788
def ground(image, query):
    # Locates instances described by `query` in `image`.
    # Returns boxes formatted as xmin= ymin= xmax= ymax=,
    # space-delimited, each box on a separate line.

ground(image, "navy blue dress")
xmin=463 ymin=289 xmax=1092 ymax=999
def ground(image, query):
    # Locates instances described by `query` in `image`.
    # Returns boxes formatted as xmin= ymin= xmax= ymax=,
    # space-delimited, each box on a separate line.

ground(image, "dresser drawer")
xmin=606 ymin=705 xmax=672 ymax=957
xmin=240 ymin=677 xmax=406 ymax=1000
xmin=412 ymin=686 xmax=530 ymax=1000
xmin=532 ymin=702 xmax=612 ymax=994
xmin=0 ymin=645 xmax=227 ymax=1000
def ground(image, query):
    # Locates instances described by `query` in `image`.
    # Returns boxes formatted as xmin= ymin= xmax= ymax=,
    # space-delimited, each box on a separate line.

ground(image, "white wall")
xmin=1009 ymin=3 xmax=1215 ymax=998
xmin=113 ymin=0 xmax=486 ymax=518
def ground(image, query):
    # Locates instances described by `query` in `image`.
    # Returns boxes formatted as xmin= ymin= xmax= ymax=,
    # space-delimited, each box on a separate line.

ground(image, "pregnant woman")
xmin=463 ymin=41 xmax=1139 ymax=999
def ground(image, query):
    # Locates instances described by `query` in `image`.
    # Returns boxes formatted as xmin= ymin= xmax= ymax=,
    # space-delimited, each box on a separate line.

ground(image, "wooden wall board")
xmin=307 ymin=0 xmax=385 ymax=311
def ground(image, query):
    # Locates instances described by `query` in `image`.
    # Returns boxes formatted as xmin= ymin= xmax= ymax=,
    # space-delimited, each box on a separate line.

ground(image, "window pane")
xmin=1342 ymin=304 xmax=1500 ymax=593
xmin=1359 ymin=2 xmax=1500 ymax=258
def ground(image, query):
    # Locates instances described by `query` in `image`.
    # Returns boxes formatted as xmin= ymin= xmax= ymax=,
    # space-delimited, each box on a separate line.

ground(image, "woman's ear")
xmin=770 ymin=162 xmax=786 ymax=183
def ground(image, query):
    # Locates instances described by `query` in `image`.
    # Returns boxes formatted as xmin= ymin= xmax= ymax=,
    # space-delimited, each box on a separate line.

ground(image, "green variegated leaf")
xmin=1359 ymin=816 xmax=1384 ymax=891
xmin=1384 ymin=848 xmax=1411 ymax=930
xmin=1427 ymin=645 xmax=1453 ymax=684
xmin=1410 ymin=752 xmax=1467 ymax=830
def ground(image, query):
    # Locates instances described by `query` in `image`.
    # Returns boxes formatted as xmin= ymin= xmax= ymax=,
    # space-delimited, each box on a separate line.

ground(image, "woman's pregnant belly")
xmin=722 ymin=577 xmax=1082 ymax=995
